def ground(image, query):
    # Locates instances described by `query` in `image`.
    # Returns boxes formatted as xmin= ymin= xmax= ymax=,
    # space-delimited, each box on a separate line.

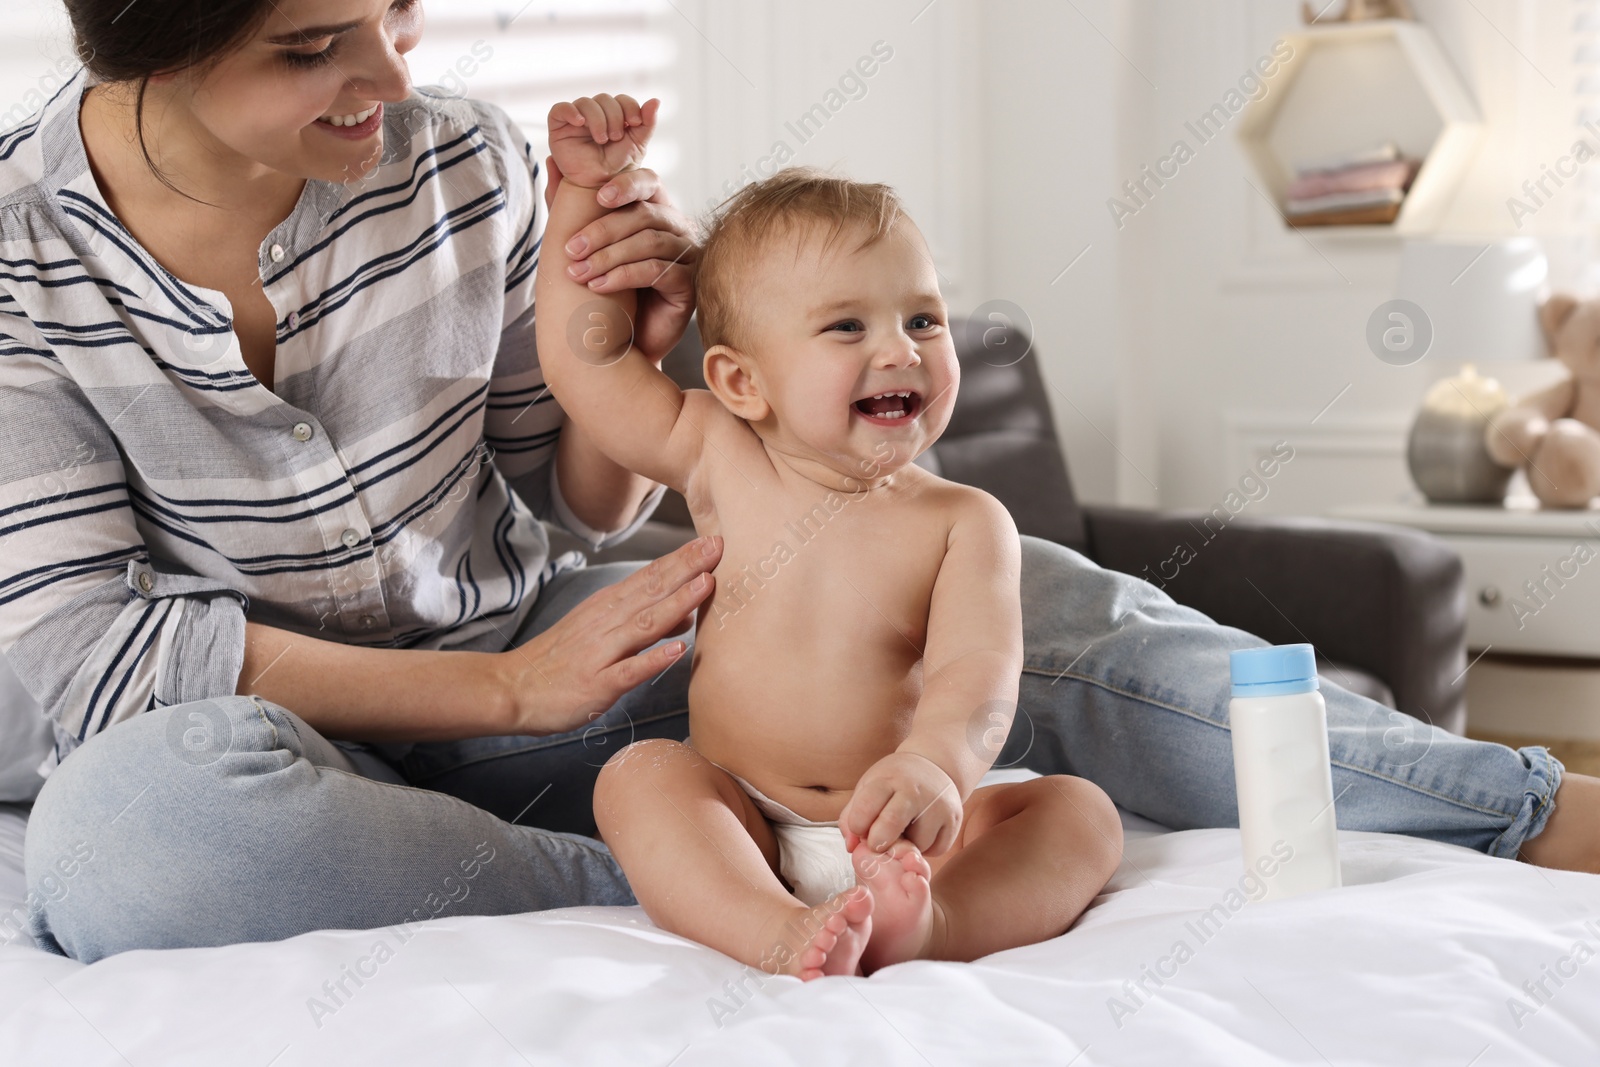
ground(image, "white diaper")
xmin=689 ymin=740 xmax=1037 ymax=907
xmin=715 ymin=761 xmax=857 ymax=907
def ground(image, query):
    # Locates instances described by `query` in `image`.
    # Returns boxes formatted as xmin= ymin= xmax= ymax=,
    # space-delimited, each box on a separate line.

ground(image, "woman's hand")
xmin=499 ymin=536 xmax=721 ymax=736
xmin=546 ymin=158 xmax=699 ymax=361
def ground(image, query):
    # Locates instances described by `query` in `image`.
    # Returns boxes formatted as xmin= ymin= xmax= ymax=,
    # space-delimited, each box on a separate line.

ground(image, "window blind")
xmin=1565 ymin=0 xmax=1600 ymax=284
xmin=1570 ymin=0 xmax=1600 ymax=223
xmin=405 ymin=0 xmax=679 ymax=177
xmin=0 ymin=0 xmax=75 ymax=136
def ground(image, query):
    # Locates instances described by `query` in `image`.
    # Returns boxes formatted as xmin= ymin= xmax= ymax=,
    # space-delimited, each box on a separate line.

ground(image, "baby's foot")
xmin=785 ymin=886 xmax=874 ymax=981
xmin=853 ymin=839 xmax=933 ymax=973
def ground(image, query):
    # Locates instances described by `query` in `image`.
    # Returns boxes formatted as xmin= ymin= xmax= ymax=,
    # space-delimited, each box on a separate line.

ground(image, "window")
xmin=405 ymin=1 xmax=679 ymax=178
xmin=0 ymin=1 xmax=76 ymax=135
xmin=1556 ymin=0 xmax=1600 ymax=284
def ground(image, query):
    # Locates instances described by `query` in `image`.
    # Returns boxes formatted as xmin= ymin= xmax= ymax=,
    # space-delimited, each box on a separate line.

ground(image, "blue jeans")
xmin=24 ymin=537 xmax=1560 ymax=961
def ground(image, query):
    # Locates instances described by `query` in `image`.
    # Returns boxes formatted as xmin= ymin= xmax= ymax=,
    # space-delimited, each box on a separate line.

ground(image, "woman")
xmin=6 ymin=0 xmax=1596 ymax=963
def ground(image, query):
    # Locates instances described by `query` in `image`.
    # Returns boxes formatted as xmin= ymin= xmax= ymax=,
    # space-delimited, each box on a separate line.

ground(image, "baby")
xmin=535 ymin=93 xmax=1123 ymax=979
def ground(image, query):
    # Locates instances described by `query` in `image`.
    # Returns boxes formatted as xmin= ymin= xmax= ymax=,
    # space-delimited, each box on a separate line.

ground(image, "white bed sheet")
xmin=0 ymin=800 xmax=1597 ymax=1066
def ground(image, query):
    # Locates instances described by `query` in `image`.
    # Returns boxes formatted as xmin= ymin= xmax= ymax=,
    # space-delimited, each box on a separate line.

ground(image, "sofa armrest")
xmin=1082 ymin=506 xmax=1468 ymax=733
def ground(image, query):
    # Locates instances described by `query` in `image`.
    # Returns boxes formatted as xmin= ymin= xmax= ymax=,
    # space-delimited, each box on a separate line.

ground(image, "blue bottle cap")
xmin=1230 ymin=643 xmax=1319 ymax=698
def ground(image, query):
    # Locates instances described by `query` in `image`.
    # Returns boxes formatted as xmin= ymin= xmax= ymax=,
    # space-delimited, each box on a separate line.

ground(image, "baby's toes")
xmin=888 ymin=840 xmax=932 ymax=880
xmin=802 ymin=920 xmax=840 ymax=960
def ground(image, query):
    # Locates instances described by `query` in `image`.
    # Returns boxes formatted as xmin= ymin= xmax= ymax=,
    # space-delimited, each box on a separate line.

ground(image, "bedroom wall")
xmin=970 ymin=1 xmax=1136 ymax=507
xmin=664 ymin=1 xmax=991 ymax=333
xmin=1064 ymin=0 xmax=1593 ymax=514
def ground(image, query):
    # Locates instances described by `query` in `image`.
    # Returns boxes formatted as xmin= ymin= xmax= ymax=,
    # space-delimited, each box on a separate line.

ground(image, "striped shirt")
xmin=0 ymin=71 xmax=659 ymax=771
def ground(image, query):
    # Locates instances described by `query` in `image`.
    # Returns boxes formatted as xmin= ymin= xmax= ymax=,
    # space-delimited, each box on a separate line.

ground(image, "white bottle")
xmin=1228 ymin=643 xmax=1342 ymax=901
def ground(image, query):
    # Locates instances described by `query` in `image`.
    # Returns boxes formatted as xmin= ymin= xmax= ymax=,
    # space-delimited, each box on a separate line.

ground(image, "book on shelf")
xmin=1283 ymin=142 xmax=1419 ymax=227
xmin=1288 ymin=201 xmax=1404 ymax=227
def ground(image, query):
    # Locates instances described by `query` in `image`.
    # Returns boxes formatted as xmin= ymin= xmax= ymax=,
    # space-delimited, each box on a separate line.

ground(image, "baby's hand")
xmin=840 ymin=752 xmax=962 ymax=857
xmin=547 ymin=94 xmax=659 ymax=189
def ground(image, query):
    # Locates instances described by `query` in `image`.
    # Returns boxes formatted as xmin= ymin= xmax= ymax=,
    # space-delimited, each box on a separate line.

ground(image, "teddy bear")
xmin=1484 ymin=294 xmax=1600 ymax=508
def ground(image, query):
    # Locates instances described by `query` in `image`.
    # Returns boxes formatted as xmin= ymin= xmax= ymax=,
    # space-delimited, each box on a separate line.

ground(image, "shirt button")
xmin=270 ymin=244 xmax=286 ymax=263
xmin=291 ymin=422 xmax=314 ymax=442
xmin=341 ymin=528 xmax=362 ymax=548
xmin=137 ymin=572 xmax=154 ymax=593
xmin=359 ymin=614 xmax=376 ymax=628
xmin=287 ymin=312 xmax=300 ymax=330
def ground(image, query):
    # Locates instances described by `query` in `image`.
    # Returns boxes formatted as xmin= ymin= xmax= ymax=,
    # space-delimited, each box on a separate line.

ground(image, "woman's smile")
xmin=313 ymin=102 xmax=383 ymax=138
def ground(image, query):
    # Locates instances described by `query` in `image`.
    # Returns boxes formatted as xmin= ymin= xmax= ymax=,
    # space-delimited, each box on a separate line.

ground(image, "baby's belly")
xmin=687 ymin=628 xmax=921 ymax=823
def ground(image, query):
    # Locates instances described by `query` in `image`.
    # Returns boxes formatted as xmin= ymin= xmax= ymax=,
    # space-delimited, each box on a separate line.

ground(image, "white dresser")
xmin=1334 ymin=500 xmax=1600 ymax=744
xmin=1334 ymin=500 xmax=1600 ymax=658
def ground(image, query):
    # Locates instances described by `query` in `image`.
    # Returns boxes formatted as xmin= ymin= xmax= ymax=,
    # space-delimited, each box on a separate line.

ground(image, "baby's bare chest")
xmin=695 ymin=477 xmax=948 ymax=652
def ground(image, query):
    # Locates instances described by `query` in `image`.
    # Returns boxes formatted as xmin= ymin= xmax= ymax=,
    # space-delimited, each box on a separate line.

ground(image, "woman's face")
xmin=166 ymin=0 xmax=423 ymax=183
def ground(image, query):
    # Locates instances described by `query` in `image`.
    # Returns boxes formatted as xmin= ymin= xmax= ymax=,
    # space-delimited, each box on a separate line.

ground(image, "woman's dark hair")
xmin=64 ymin=0 xmax=275 ymax=190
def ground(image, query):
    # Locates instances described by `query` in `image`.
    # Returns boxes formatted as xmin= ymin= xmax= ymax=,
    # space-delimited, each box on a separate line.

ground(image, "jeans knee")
xmin=23 ymin=696 xmax=288 ymax=961
xmin=31 ymin=695 xmax=288 ymax=823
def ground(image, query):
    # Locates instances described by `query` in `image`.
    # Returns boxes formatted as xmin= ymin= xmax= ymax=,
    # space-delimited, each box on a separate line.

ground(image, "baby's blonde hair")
xmin=696 ymin=168 xmax=906 ymax=351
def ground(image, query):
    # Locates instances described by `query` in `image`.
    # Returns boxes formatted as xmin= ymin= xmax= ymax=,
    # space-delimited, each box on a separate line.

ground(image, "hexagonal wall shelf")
xmin=1236 ymin=19 xmax=1483 ymax=234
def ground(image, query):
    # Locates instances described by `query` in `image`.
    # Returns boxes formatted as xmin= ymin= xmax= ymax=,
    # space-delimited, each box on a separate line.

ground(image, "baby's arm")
xmin=840 ymin=490 xmax=1023 ymax=855
xmin=534 ymin=96 xmax=707 ymax=493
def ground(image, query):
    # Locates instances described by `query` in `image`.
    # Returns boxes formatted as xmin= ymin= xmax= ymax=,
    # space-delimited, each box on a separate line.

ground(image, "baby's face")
xmin=738 ymin=219 xmax=958 ymax=479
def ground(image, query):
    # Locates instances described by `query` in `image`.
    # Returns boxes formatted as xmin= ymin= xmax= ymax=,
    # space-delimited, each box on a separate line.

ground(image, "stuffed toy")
xmin=1484 ymin=294 xmax=1600 ymax=508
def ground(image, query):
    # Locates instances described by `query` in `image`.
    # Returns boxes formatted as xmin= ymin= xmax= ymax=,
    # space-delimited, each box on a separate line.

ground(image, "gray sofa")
xmin=550 ymin=318 xmax=1468 ymax=735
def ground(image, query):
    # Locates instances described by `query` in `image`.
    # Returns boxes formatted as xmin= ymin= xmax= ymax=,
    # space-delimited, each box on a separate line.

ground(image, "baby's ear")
xmin=703 ymin=344 xmax=770 ymax=421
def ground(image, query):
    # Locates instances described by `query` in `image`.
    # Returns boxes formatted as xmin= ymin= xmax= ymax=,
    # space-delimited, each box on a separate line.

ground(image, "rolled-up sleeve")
xmin=548 ymin=463 xmax=667 ymax=551
xmin=0 ymin=360 xmax=248 ymax=765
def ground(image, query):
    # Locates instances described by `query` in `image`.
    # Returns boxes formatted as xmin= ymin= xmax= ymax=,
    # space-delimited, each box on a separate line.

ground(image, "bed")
xmin=2 ymin=769 xmax=1597 ymax=1067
